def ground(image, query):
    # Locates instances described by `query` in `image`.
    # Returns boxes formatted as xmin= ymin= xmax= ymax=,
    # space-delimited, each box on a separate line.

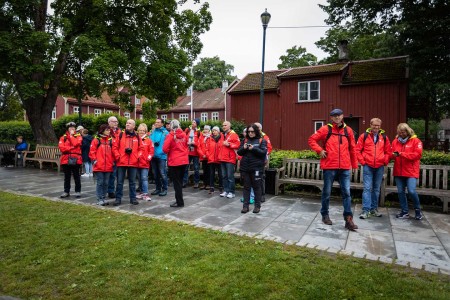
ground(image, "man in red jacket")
xmin=218 ymin=121 xmax=240 ymax=198
xmin=308 ymin=108 xmax=359 ymax=231
xmin=355 ymin=118 xmax=392 ymax=219
xmin=112 ymin=119 xmax=143 ymax=206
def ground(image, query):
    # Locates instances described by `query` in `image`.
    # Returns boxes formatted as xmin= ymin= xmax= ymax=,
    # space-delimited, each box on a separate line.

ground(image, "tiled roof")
xmin=228 ymin=70 xmax=286 ymax=93
xmin=278 ymin=63 xmax=345 ymax=78
xmin=163 ymin=88 xmax=225 ymax=112
xmin=342 ymin=56 xmax=408 ymax=83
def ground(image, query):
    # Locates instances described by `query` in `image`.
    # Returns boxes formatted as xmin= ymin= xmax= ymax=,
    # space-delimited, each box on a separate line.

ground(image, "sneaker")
xmin=74 ymin=192 xmax=81 ymax=198
xmin=253 ymin=207 xmax=260 ymax=214
xmin=141 ymin=194 xmax=151 ymax=201
xmin=136 ymin=192 xmax=143 ymax=199
xmin=158 ymin=190 xmax=167 ymax=196
xmin=219 ymin=192 xmax=227 ymax=197
xmin=345 ymin=215 xmax=358 ymax=231
xmin=113 ymin=200 xmax=121 ymax=206
xmin=151 ymin=190 xmax=161 ymax=195
xmin=396 ymin=211 xmax=409 ymax=219
xmin=250 ymin=198 xmax=255 ymax=204
xmin=241 ymin=207 xmax=249 ymax=213
xmin=193 ymin=183 xmax=199 ymax=189
xmin=81 ymin=173 xmax=89 ymax=177
xmin=370 ymin=209 xmax=382 ymax=217
xmin=359 ymin=211 xmax=370 ymax=219
xmin=415 ymin=209 xmax=423 ymax=220
xmin=98 ymin=200 xmax=106 ymax=206
xmin=322 ymin=215 xmax=332 ymax=225
xmin=208 ymin=188 xmax=214 ymax=194
xmin=60 ymin=192 xmax=70 ymax=198
xmin=130 ymin=200 xmax=139 ymax=205
xmin=226 ymin=193 xmax=235 ymax=199
xmin=89 ymin=173 xmax=93 ymax=177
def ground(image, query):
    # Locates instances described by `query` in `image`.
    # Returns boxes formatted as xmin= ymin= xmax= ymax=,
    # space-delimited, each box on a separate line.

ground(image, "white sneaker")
xmin=226 ymin=193 xmax=235 ymax=199
xmin=89 ymin=173 xmax=93 ymax=177
xmin=142 ymin=194 xmax=151 ymax=201
xmin=81 ymin=173 xmax=89 ymax=177
xmin=136 ymin=193 xmax=143 ymax=199
xmin=219 ymin=192 xmax=227 ymax=197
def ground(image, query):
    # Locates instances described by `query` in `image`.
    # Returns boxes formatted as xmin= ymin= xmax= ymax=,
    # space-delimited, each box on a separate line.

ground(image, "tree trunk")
xmin=24 ymin=95 xmax=58 ymax=145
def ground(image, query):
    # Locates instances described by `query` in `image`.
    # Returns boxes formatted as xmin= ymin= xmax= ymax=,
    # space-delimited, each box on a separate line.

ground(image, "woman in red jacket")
xmin=89 ymin=124 xmax=114 ymax=206
xmin=163 ymin=119 xmax=189 ymax=207
xmin=391 ymin=123 xmax=424 ymax=220
xmin=198 ymin=125 xmax=211 ymax=190
xmin=136 ymin=123 xmax=154 ymax=201
xmin=58 ymin=122 xmax=83 ymax=198
xmin=206 ymin=126 xmax=224 ymax=194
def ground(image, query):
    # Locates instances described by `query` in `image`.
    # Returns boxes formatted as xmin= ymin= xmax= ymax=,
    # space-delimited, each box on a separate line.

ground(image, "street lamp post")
xmin=259 ymin=8 xmax=271 ymax=127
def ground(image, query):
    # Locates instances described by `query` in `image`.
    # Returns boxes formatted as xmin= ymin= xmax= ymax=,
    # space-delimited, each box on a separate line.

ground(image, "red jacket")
xmin=58 ymin=132 xmax=82 ymax=165
xmin=391 ymin=135 xmax=422 ymax=178
xmin=112 ymin=131 xmax=143 ymax=167
xmin=206 ymin=133 xmax=223 ymax=164
xmin=308 ymin=123 xmax=358 ymax=170
xmin=355 ymin=129 xmax=392 ymax=168
xmin=137 ymin=135 xmax=155 ymax=169
xmin=262 ymin=132 xmax=273 ymax=155
xmin=89 ymin=136 xmax=114 ymax=172
xmin=185 ymin=127 xmax=201 ymax=156
xmin=218 ymin=130 xmax=240 ymax=164
xmin=163 ymin=128 xmax=189 ymax=166
xmin=198 ymin=133 xmax=209 ymax=161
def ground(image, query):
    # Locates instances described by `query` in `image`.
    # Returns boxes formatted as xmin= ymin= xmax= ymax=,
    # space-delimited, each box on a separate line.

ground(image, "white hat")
xmin=76 ymin=126 xmax=84 ymax=132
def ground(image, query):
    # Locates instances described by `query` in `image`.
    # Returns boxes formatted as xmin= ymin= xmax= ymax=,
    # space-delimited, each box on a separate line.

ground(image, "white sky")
xmin=185 ymin=0 xmax=330 ymax=78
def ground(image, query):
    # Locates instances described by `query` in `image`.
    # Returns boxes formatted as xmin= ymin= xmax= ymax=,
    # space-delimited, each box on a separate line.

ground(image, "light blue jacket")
xmin=150 ymin=127 xmax=168 ymax=159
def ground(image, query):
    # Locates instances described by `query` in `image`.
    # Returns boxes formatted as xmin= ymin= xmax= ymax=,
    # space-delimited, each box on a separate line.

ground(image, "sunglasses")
xmin=247 ymin=130 xmax=255 ymax=133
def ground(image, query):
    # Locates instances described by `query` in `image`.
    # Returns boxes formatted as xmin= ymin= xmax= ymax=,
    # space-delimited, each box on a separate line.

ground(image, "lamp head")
xmin=261 ymin=8 xmax=271 ymax=27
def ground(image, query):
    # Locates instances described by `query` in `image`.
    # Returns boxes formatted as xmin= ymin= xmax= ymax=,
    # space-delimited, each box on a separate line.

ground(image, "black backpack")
xmin=324 ymin=123 xmax=350 ymax=149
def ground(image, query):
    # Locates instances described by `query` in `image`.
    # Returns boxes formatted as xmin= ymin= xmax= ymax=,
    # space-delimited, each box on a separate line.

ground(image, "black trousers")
xmin=201 ymin=160 xmax=210 ymax=186
xmin=242 ymin=170 xmax=262 ymax=208
xmin=169 ymin=165 xmax=187 ymax=206
xmin=63 ymin=164 xmax=81 ymax=193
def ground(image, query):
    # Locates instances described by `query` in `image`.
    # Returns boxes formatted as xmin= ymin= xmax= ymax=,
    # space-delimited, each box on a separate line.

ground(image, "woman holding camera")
xmin=391 ymin=123 xmax=423 ymax=220
xmin=237 ymin=124 xmax=267 ymax=214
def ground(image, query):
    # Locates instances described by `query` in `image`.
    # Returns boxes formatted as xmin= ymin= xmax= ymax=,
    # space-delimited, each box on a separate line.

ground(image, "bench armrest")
xmin=23 ymin=150 xmax=36 ymax=158
xmin=276 ymin=166 xmax=285 ymax=177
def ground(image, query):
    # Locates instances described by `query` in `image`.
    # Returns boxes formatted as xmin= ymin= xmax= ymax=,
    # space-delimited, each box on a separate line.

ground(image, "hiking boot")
xmin=415 ymin=209 xmax=423 ymax=220
xmin=359 ymin=211 xmax=370 ymax=219
xmin=345 ymin=215 xmax=358 ymax=231
xmin=241 ymin=207 xmax=249 ymax=213
xmin=108 ymin=192 xmax=116 ymax=199
xmin=396 ymin=211 xmax=409 ymax=219
xmin=253 ymin=207 xmax=260 ymax=214
xmin=151 ymin=190 xmax=161 ymax=195
xmin=113 ymin=200 xmax=121 ymax=206
xmin=158 ymin=190 xmax=167 ymax=196
xmin=322 ymin=215 xmax=332 ymax=225
xmin=130 ymin=200 xmax=139 ymax=205
xmin=60 ymin=192 xmax=70 ymax=198
xmin=370 ymin=209 xmax=382 ymax=217
xmin=219 ymin=191 xmax=227 ymax=197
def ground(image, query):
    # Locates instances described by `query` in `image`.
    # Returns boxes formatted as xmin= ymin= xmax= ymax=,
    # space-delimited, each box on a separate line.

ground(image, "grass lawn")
xmin=0 ymin=191 xmax=449 ymax=299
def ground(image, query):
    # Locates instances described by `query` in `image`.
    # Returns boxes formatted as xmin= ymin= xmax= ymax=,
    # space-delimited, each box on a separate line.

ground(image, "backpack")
xmin=359 ymin=131 xmax=387 ymax=153
xmin=95 ymin=136 xmax=113 ymax=149
xmin=324 ymin=123 xmax=350 ymax=149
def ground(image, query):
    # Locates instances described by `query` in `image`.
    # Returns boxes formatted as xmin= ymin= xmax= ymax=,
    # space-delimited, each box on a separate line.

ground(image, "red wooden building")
xmin=228 ymin=56 xmax=409 ymax=150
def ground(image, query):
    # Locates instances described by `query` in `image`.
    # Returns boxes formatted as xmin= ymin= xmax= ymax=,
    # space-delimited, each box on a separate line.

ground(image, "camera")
xmin=125 ymin=148 xmax=132 ymax=154
xmin=154 ymin=142 xmax=160 ymax=147
xmin=246 ymin=143 xmax=252 ymax=147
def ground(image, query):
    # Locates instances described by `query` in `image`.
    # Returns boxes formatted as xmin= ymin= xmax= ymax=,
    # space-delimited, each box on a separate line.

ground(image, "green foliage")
xmin=269 ymin=150 xmax=320 ymax=168
xmin=0 ymin=121 xmax=33 ymax=144
xmin=421 ymin=151 xmax=450 ymax=166
xmin=407 ymin=118 xmax=441 ymax=140
xmin=193 ymin=56 xmax=237 ymax=91
xmin=141 ymin=100 xmax=157 ymax=120
xmin=277 ymin=46 xmax=318 ymax=69
xmin=0 ymin=82 xmax=24 ymax=121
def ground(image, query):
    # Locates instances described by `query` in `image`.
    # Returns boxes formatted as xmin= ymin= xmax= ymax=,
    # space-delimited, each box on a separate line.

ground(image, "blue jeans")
xmin=138 ymin=168 xmax=149 ymax=194
xmin=107 ymin=164 xmax=117 ymax=193
xmin=362 ymin=165 xmax=384 ymax=212
xmin=321 ymin=169 xmax=353 ymax=218
xmin=221 ymin=162 xmax=235 ymax=194
xmin=183 ymin=155 xmax=200 ymax=184
xmin=151 ymin=158 xmax=168 ymax=192
xmin=84 ymin=162 xmax=93 ymax=174
xmin=116 ymin=167 xmax=137 ymax=201
xmin=96 ymin=172 xmax=111 ymax=200
xmin=395 ymin=176 xmax=421 ymax=212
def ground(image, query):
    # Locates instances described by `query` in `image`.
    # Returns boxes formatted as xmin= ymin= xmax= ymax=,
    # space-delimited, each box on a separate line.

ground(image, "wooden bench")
xmin=23 ymin=144 xmax=62 ymax=172
xmin=0 ymin=144 xmax=16 ymax=165
xmin=274 ymin=158 xmax=365 ymax=198
xmin=383 ymin=163 xmax=450 ymax=213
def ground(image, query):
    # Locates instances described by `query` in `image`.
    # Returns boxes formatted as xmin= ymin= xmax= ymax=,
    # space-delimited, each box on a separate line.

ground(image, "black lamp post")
xmin=259 ymin=8 xmax=271 ymax=127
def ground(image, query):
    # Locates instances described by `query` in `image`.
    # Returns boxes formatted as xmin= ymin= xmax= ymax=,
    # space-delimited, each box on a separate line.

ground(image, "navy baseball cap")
xmin=330 ymin=108 xmax=344 ymax=116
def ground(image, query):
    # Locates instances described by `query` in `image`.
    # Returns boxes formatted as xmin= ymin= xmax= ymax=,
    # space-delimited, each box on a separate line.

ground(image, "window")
xmin=314 ymin=121 xmax=324 ymax=132
xmin=298 ymin=80 xmax=320 ymax=102
xmin=135 ymin=95 xmax=140 ymax=105
xmin=124 ymin=112 xmax=130 ymax=119
xmin=73 ymin=106 xmax=79 ymax=113
xmin=211 ymin=112 xmax=219 ymax=121
xmin=106 ymin=110 xmax=112 ymax=114
xmin=161 ymin=114 xmax=167 ymax=121
xmin=52 ymin=107 xmax=56 ymax=120
xmin=179 ymin=113 xmax=189 ymax=122
xmin=201 ymin=112 xmax=208 ymax=122
xmin=94 ymin=109 xmax=101 ymax=117
xmin=139 ymin=114 xmax=143 ymax=120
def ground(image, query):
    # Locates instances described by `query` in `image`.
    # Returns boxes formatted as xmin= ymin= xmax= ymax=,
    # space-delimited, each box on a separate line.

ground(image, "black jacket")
xmin=237 ymin=137 xmax=267 ymax=172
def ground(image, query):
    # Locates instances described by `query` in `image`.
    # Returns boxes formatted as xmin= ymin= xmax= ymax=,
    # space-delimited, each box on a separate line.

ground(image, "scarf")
xmin=398 ymin=136 xmax=409 ymax=144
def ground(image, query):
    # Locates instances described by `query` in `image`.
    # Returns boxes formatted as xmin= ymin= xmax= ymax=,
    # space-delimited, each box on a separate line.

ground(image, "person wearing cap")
xmin=206 ymin=126 xmax=224 ymax=194
xmin=183 ymin=118 xmax=202 ymax=188
xmin=355 ymin=118 xmax=392 ymax=219
xmin=308 ymin=108 xmax=359 ymax=231
xmin=107 ymin=116 xmax=122 ymax=198
xmin=218 ymin=121 xmax=240 ymax=198
xmin=198 ymin=125 xmax=211 ymax=190
xmin=163 ymin=119 xmax=189 ymax=207
xmin=58 ymin=121 xmax=83 ymax=198
xmin=150 ymin=118 xmax=169 ymax=196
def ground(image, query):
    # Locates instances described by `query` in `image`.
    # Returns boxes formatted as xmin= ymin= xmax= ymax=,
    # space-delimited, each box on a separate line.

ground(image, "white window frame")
xmin=94 ymin=109 xmax=101 ymax=117
xmin=314 ymin=121 xmax=324 ymax=132
xmin=298 ymin=80 xmax=320 ymax=102
xmin=73 ymin=106 xmax=79 ymax=114
xmin=161 ymin=114 xmax=167 ymax=121
xmin=179 ymin=113 xmax=189 ymax=122
xmin=211 ymin=112 xmax=219 ymax=121
xmin=139 ymin=114 xmax=143 ymax=120
xmin=124 ymin=112 xmax=131 ymax=119
xmin=106 ymin=110 xmax=113 ymax=114
xmin=135 ymin=96 xmax=140 ymax=105
xmin=201 ymin=112 xmax=208 ymax=122
xmin=52 ymin=107 xmax=56 ymax=120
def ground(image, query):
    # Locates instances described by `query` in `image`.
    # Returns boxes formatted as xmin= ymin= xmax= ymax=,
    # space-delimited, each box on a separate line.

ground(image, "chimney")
xmin=221 ymin=80 xmax=229 ymax=93
xmin=338 ymin=40 xmax=349 ymax=62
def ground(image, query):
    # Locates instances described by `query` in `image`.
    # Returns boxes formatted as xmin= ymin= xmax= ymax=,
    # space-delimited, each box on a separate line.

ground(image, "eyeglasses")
xmin=247 ymin=130 xmax=255 ymax=133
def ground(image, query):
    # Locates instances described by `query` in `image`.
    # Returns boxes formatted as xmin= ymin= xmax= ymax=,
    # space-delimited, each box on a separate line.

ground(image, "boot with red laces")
xmin=345 ymin=215 xmax=358 ymax=231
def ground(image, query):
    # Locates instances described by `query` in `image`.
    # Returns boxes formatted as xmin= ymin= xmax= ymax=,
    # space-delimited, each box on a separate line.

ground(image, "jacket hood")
xmin=174 ymin=128 xmax=185 ymax=138
xmin=365 ymin=128 xmax=386 ymax=135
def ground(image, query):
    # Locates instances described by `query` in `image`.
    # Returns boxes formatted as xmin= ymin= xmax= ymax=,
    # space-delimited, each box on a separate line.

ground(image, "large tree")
xmin=192 ymin=56 xmax=236 ymax=91
xmin=319 ymin=0 xmax=450 ymax=140
xmin=0 ymin=0 xmax=212 ymax=143
xmin=277 ymin=46 xmax=317 ymax=69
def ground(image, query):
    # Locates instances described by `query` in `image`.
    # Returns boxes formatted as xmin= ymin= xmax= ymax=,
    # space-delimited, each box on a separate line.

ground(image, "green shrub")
xmin=421 ymin=150 xmax=450 ymax=165
xmin=0 ymin=121 xmax=33 ymax=143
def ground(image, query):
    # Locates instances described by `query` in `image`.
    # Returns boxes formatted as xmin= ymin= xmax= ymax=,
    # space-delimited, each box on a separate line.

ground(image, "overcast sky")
xmin=185 ymin=0 xmax=330 ymax=79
